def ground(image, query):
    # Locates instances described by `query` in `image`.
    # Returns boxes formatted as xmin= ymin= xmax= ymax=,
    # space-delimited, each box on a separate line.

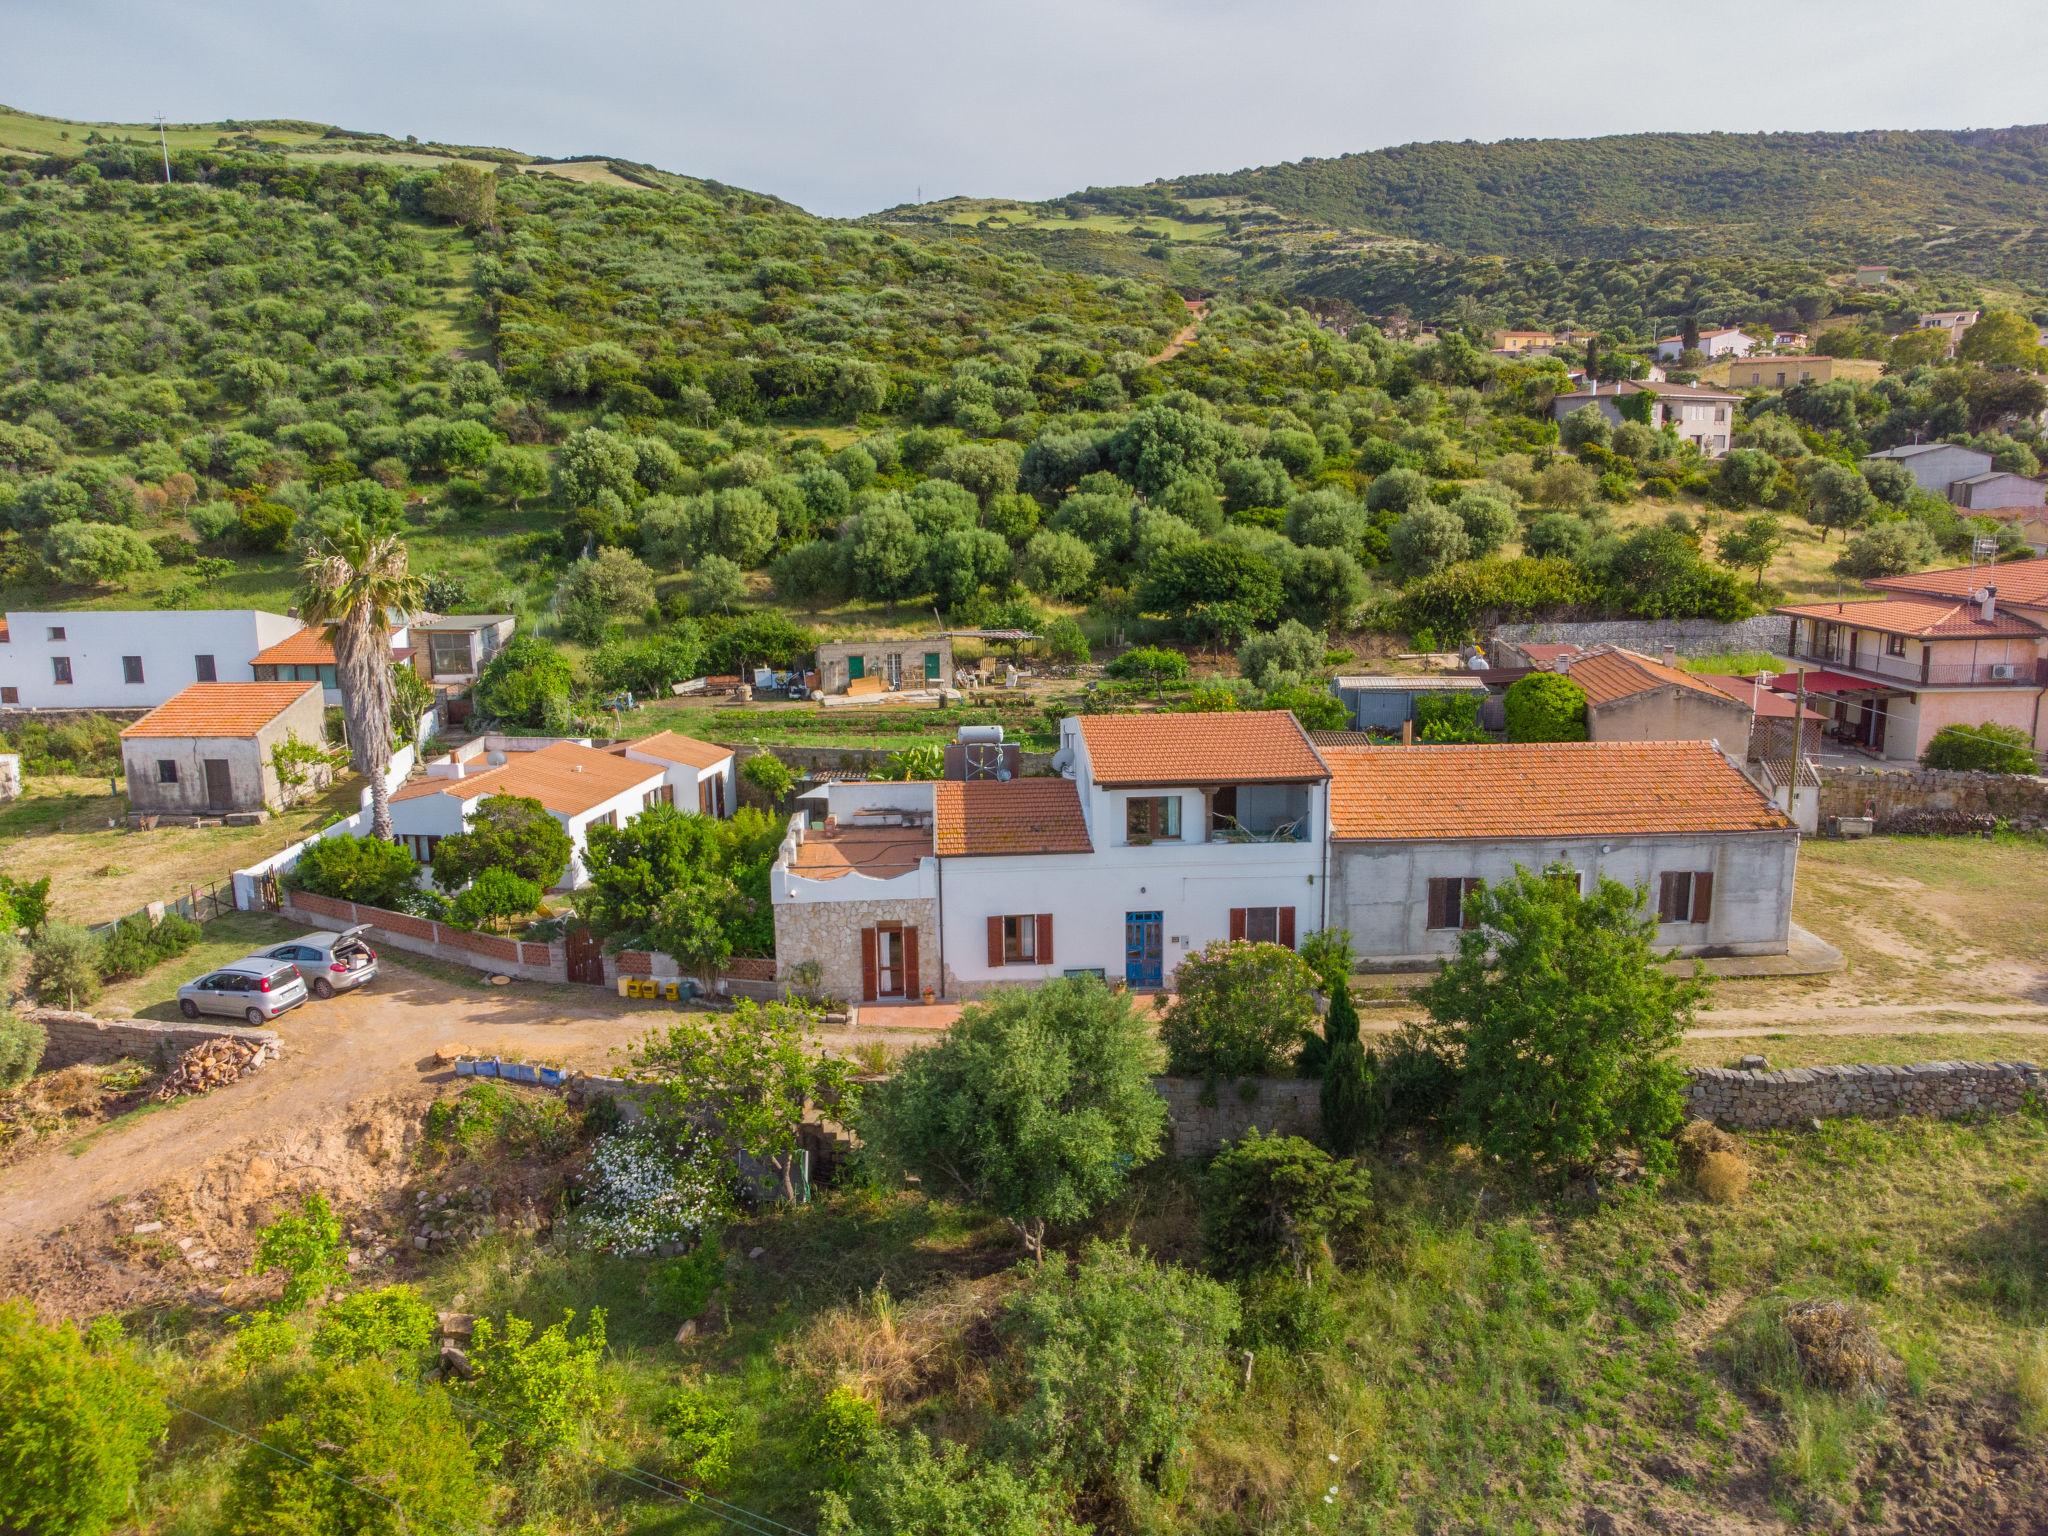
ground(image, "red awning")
xmin=1767 ymin=669 xmax=1888 ymax=695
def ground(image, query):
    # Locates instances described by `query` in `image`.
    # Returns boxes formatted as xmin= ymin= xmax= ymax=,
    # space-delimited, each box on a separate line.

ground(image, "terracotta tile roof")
xmin=933 ymin=778 xmax=1093 ymax=857
xmin=1559 ymin=647 xmax=1741 ymax=709
xmin=120 ymin=682 xmax=321 ymax=738
xmin=1076 ymin=710 xmax=1329 ymax=787
xmin=390 ymin=740 xmax=663 ymax=817
xmin=623 ymin=730 xmax=733 ymax=771
xmin=1323 ymin=740 xmax=1792 ymax=841
xmin=1692 ymin=675 xmax=1827 ymax=721
xmin=1774 ymin=596 xmax=2044 ymax=640
xmin=250 ymin=625 xmax=340 ymax=666
xmin=1870 ymin=557 xmax=2048 ymax=608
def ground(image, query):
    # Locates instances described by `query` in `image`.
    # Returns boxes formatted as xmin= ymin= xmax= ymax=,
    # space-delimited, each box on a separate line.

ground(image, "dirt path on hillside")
xmin=0 ymin=966 xmax=639 ymax=1246
xmin=1149 ymin=298 xmax=1206 ymax=362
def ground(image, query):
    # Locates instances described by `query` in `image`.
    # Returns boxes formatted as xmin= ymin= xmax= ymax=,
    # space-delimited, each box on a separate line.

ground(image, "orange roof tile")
xmin=1560 ymin=647 xmax=1744 ymax=709
xmin=789 ymin=826 xmax=931 ymax=881
xmin=934 ymin=779 xmax=1093 ymax=857
xmin=1692 ymin=675 xmax=1828 ymax=721
xmin=1869 ymin=557 xmax=2048 ymax=609
xmin=250 ymin=625 xmax=340 ymax=665
xmin=623 ymin=730 xmax=733 ymax=772
xmin=1077 ymin=710 xmax=1329 ymax=787
xmin=1774 ymin=596 xmax=2043 ymax=639
xmin=120 ymin=682 xmax=321 ymax=738
xmin=1323 ymin=740 xmax=1791 ymax=840
xmin=390 ymin=740 xmax=664 ymax=818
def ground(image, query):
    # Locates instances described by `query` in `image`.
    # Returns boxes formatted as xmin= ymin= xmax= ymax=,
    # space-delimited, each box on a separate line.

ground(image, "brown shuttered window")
xmin=1692 ymin=872 xmax=1714 ymax=925
xmin=1657 ymin=871 xmax=1714 ymax=924
xmin=860 ymin=927 xmax=878 ymax=1001
xmin=1277 ymin=906 xmax=1296 ymax=950
xmin=1036 ymin=913 xmax=1054 ymax=967
xmin=902 ymin=927 xmax=920 ymax=995
xmin=1427 ymin=878 xmax=1481 ymax=931
xmin=1228 ymin=907 xmax=1247 ymax=941
xmin=987 ymin=914 xmax=1005 ymax=968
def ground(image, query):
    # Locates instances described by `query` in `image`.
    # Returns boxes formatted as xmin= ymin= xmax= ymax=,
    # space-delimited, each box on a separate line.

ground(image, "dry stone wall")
xmin=1492 ymin=615 xmax=1788 ymax=658
xmin=1685 ymin=1060 xmax=2043 ymax=1129
xmin=1154 ymin=1076 xmax=1323 ymax=1157
xmin=1815 ymin=766 xmax=2048 ymax=831
xmin=33 ymin=1008 xmax=281 ymax=1070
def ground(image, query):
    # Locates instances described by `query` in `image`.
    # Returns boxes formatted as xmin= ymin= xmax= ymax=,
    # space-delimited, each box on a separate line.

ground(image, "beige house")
xmin=814 ymin=636 xmax=954 ymax=696
xmin=120 ymin=682 xmax=328 ymax=817
xmin=1918 ymin=310 xmax=1981 ymax=355
xmin=1704 ymin=354 xmax=1885 ymax=389
xmin=1550 ymin=646 xmax=1754 ymax=746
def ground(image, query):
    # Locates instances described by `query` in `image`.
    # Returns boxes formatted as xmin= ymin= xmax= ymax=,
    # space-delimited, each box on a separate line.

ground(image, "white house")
xmin=388 ymin=738 xmax=667 ymax=889
xmin=771 ymin=712 xmax=1331 ymax=1002
xmin=1861 ymin=442 xmax=1997 ymax=502
xmin=1654 ymin=327 xmax=1754 ymax=362
xmin=1551 ymin=380 xmax=1742 ymax=458
xmin=617 ymin=730 xmax=737 ymax=817
xmin=1918 ymin=310 xmax=1980 ymax=355
xmin=1322 ymin=739 xmax=1799 ymax=967
xmin=0 ymin=609 xmax=301 ymax=711
xmin=250 ymin=621 xmax=417 ymax=707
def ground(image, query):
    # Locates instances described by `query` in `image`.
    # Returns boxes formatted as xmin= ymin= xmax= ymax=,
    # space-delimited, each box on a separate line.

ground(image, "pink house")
xmin=1773 ymin=559 xmax=2048 ymax=762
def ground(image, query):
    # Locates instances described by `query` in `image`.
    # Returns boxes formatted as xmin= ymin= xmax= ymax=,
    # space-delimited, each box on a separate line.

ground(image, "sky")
xmin=10 ymin=0 xmax=2048 ymax=217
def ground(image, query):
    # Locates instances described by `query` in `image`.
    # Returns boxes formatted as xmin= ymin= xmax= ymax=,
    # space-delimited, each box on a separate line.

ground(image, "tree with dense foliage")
xmin=1235 ymin=618 xmax=1324 ymax=691
xmin=1158 ymin=940 xmax=1321 ymax=1078
xmin=445 ymin=868 xmax=544 ymax=932
xmin=1921 ymin=721 xmax=2039 ymax=773
xmin=224 ymin=1362 xmax=483 ymax=1536
xmin=1833 ymin=519 xmax=1937 ymax=579
xmin=465 ymin=1308 xmax=609 ymax=1464
xmin=43 ymin=521 xmax=160 ymax=586
xmin=0 ymin=1012 xmax=46 ymax=1091
xmin=1137 ymin=541 xmax=1283 ymax=645
xmin=296 ymin=509 xmax=423 ymax=841
xmin=288 ymin=833 xmax=421 ymax=910
xmin=1503 ymin=671 xmax=1589 ymax=741
xmin=862 ymin=976 xmax=1166 ymax=1258
xmin=251 ymin=1191 xmax=349 ymax=1311
xmin=26 ymin=923 xmax=101 ymax=1010
xmin=474 ymin=634 xmax=575 ymax=730
xmin=739 ymin=751 xmax=796 ymax=802
xmin=1417 ymin=865 xmax=1705 ymax=1179
xmin=999 ymin=1239 xmax=1240 ymax=1515
xmin=1201 ymin=1130 xmax=1372 ymax=1282
xmin=1318 ymin=977 xmax=1374 ymax=1154
xmin=1104 ymin=645 xmax=1188 ymax=697
xmin=1715 ymin=512 xmax=1785 ymax=592
xmin=1956 ymin=308 xmax=2044 ymax=370
xmin=310 ymin=1285 xmax=439 ymax=1364
xmin=422 ymin=160 xmax=498 ymax=230
xmin=1804 ymin=462 xmax=1877 ymax=543
xmin=430 ymin=794 xmax=574 ymax=892
xmin=0 ymin=1302 xmax=168 ymax=1536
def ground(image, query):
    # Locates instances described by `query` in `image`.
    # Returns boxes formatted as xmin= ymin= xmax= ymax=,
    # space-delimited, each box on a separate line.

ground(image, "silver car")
xmin=177 ymin=958 xmax=308 ymax=1025
xmin=244 ymin=925 xmax=379 ymax=999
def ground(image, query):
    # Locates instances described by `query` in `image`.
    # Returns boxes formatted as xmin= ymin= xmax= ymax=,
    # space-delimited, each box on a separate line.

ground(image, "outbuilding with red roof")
xmin=119 ymin=681 xmax=328 ymax=818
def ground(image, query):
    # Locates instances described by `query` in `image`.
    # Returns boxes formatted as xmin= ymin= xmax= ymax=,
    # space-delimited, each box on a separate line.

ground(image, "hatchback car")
xmin=177 ymin=959 xmax=309 ymax=1025
xmin=244 ymin=925 xmax=379 ymax=999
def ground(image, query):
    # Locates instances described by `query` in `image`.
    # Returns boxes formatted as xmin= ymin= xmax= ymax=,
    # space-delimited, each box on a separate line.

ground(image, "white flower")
xmin=573 ymin=1127 xmax=732 ymax=1251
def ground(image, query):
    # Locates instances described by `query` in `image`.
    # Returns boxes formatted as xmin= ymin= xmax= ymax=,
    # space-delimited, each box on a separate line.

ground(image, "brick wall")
xmin=33 ymin=1008 xmax=281 ymax=1070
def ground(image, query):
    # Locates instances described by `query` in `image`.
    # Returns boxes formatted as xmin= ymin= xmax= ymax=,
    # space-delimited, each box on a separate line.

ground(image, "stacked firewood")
xmin=153 ymin=1037 xmax=276 ymax=1101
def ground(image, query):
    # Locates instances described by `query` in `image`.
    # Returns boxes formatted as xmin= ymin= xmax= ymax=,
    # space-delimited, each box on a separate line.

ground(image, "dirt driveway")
xmin=0 ymin=964 xmax=645 ymax=1248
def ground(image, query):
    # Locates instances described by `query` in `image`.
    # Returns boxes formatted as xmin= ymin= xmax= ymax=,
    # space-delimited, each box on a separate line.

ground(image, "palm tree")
xmin=296 ymin=513 xmax=423 ymax=841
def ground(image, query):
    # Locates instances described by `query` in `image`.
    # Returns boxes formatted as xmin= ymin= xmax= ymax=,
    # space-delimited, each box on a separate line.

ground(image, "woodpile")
xmin=153 ymin=1037 xmax=278 ymax=1101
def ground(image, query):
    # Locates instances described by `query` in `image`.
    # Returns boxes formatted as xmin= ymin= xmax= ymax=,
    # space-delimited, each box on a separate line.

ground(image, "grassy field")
xmin=121 ymin=1104 xmax=2048 ymax=1533
xmin=0 ymin=776 xmax=359 ymax=926
xmin=95 ymin=912 xmax=304 ymax=1019
xmin=0 ymin=103 xmax=331 ymax=158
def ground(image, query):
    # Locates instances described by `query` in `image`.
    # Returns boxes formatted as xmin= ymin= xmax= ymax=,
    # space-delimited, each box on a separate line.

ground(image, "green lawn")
xmin=98 ymin=911 xmax=304 ymax=1020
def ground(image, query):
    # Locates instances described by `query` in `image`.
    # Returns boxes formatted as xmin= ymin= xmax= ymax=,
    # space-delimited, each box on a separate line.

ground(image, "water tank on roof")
xmin=956 ymin=724 xmax=1004 ymax=745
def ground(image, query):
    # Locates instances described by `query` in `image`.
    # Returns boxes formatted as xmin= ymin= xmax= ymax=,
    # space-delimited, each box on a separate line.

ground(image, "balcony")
xmin=1788 ymin=649 xmax=2046 ymax=689
xmin=1205 ymin=784 xmax=1314 ymax=845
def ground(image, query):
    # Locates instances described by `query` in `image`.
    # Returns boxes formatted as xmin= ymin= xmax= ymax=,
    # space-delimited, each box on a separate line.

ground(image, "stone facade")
xmin=1815 ymin=765 xmax=2048 ymax=831
xmin=774 ymin=894 xmax=938 ymax=1004
xmin=1153 ymin=1076 xmax=1323 ymax=1157
xmin=1493 ymin=615 xmax=1788 ymax=659
xmin=32 ymin=1008 xmax=280 ymax=1070
xmin=1686 ymin=1060 xmax=2043 ymax=1129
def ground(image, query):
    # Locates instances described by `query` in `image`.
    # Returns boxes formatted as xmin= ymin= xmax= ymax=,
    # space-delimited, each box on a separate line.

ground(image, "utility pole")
xmin=155 ymin=114 xmax=171 ymax=184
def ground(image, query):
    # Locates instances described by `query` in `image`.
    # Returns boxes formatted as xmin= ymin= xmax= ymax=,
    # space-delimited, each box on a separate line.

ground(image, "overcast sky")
xmin=11 ymin=0 xmax=2048 ymax=217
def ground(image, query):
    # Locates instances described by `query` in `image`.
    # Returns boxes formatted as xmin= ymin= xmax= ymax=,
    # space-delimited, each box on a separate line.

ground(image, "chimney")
xmin=1978 ymin=586 xmax=1997 ymax=623
xmin=1661 ymin=643 xmax=1678 ymax=668
xmin=1553 ymin=654 xmax=1571 ymax=675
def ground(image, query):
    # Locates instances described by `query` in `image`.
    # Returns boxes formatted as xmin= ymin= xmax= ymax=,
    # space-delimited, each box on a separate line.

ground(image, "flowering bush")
xmin=573 ymin=1128 xmax=733 ymax=1253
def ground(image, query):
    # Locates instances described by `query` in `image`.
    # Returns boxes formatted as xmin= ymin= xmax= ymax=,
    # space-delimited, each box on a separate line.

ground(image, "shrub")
xmin=474 ymin=633 xmax=575 ymax=731
xmin=574 ymin=1128 xmax=734 ymax=1253
xmin=252 ymin=1191 xmax=348 ymax=1312
xmin=1201 ymin=1130 xmax=1371 ymax=1283
xmin=1038 ymin=615 xmax=1090 ymax=665
xmin=807 ymin=1385 xmax=883 ymax=1479
xmin=26 ymin=924 xmax=102 ymax=1009
xmin=740 ymin=751 xmax=796 ymax=802
xmin=445 ymin=868 xmax=543 ymax=932
xmin=1502 ymin=672 xmax=1588 ymax=742
xmin=1319 ymin=983 xmax=1372 ymax=1155
xmin=311 ymin=1285 xmax=438 ymax=1363
xmin=433 ymin=793 xmax=575 ymax=892
xmin=652 ymin=1237 xmax=725 ymax=1320
xmin=820 ymin=1431 xmax=1081 ymax=1536
xmin=465 ymin=1307 xmax=609 ymax=1464
xmin=657 ymin=1385 xmax=736 ymax=1488
xmin=95 ymin=911 xmax=201 ymax=983
xmin=1104 ymin=645 xmax=1188 ymax=689
xmin=1236 ymin=618 xmax=1324 ymax=690
xmin=1414 ymin=690 xmax=1485 ymax=743
xmin=1695 ymin=1149 xmax=1752 ymax=1204
xmin=289 ymin=833 xmax=420 ymax=909
xmin=0 ymin=1300 xmax=168 ymax=1536
xmin=1158 ymin=940 xmax=1320 ymax=1078
xmin=1921 ymin=722 xmax=2038 ymax=774
xmin=999 ymin=1239 xmax=1239 ymax=1513
xmin=223 ymin=1362 xmax=482 ymax=1536
xmin=0 ymin=1012 xmax=48 ymax=1091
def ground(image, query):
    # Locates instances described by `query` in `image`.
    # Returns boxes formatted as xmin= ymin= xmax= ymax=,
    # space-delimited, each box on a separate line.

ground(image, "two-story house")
xmin=770 ymin=712 xmax=1331 ymax=1001
xmin=1549 ymin=380 xmax=1742 ymax=458
xmin=1861 ymin=443 xmax=1997 ymax=504
xmin=1918 ymin=310 xmax=1981 ymax=355
xmin=1773 ymin=560 xmax=2048 ymax=760
xmin=0 ymin=608 xmax=302 ymax=711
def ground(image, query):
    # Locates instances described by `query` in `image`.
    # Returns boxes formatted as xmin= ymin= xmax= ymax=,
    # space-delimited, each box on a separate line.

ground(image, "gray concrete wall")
xmin=32 ymin=1008 xmax=281 ymax=1070
xmin=1331 ymin=831 xmax=1798 ymax=967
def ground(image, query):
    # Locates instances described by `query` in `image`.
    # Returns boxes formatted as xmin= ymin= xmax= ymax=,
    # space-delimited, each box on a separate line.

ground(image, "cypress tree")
xmin=1319 ymin=980 xmax=1374 ymax=1156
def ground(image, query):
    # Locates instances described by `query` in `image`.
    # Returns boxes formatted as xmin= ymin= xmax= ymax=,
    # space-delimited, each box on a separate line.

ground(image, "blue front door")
xmin=1125 ymin=911 xmax=1163 ymax=989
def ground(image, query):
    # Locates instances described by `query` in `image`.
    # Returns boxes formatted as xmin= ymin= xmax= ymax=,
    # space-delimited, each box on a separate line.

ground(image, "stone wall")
xmin=1686 ymin=1060 xmax=2043 ymax=1129
xmin=744 ymin=742 xmax=1055 ymax=780
xmin=1492 ymin=615 xmax=1788 ymax=658
xmin=33 ymin=1008 xmax=281 ymax=1070
xmin=1153 ymin=1076 xmax=1323 ymax=1157
xmin=774 ymin=895 xmax=938 ymax=1004
xmin=1815 ymin=766 xmax=2048 ymax=831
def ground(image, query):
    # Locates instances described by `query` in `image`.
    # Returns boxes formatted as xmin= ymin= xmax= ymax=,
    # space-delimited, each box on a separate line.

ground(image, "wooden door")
xmin=565 ymin=926 xmax=606 ymax=985
xmin=203 ymin=758 xmax=233 ymax=809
